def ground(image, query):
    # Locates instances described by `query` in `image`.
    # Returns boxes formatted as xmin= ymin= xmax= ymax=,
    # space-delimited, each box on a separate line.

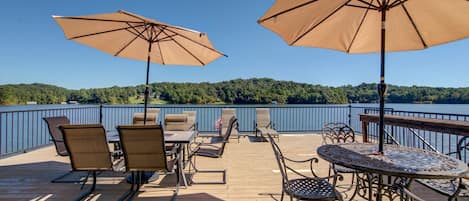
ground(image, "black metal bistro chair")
xmin=416 ymin=136 xmax=469 ymax=201
xmin=268 ymin=134 xmax=343 ymax=201
xmin=322 ymin=123 xmax=359 ymax=201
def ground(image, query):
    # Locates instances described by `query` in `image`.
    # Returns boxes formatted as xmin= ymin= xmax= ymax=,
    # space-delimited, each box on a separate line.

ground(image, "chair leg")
xmin=280 ymin=190 xmax=285 ymax=201
xmin=347 ymin=172 xmax=359 ymax=201
xmin=73 ymin=171 xmax=97 ymax=201
xmin=189 ymin=155 xmax=226 ymax=184
xmin=118 ymin=172 xmax=136 ymax=201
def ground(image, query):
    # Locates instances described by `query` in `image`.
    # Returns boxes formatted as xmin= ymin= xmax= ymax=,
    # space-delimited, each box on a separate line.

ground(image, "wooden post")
xmin=362 ymin=121 xmax=369 ymax=143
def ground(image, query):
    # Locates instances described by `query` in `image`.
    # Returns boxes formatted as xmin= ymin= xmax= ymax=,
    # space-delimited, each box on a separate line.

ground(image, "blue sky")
xmin=0 ymin=0 xmax=468 ymax=89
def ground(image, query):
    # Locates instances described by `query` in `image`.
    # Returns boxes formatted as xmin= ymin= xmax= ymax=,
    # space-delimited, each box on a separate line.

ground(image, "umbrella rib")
xmin=152 ymin=26 xmax=166 ymax=65
xmin=346 ymin=0 xmax=374 ymax=53
xmin=56 ymin=16 xmax=143 ymax=24
xmin=125 ymin=23 xmax=151 ymax=41
xmin=69 ymin=24 xmax=145 ymax=40
xmin=356 ymin=0 xmax=380 ymax=10
xmin=164 ymin=28 xmax=227 ymax=57
xmin=161 ymin=29 xmax=206 ymax=65
xmin=118 ymin=10 xmax=201 ymax=34
xmin=290 ymin=0 xmax=351 ymax=46
xmin=152 ymin=26 xmax=166 ymax=42
xmin=258 ymin=0 xmax=318 ymax=23
xmin=389 ymin=0 xmax=407 ymax=9
xmin=154 ymin=34 xmax=178 ymax=42
xmin=401 ymin=4 xmax=428 ymax=48
xmin=345 ymin=4 xmax=378 ymax=10
xmin=156 ymin=42 xmax=165 ymax=65
xmin=114 ymin=26 xmax=150 ymax=56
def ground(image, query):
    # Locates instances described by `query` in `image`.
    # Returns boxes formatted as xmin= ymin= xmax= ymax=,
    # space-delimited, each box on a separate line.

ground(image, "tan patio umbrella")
xmin=258 ymin=0 xmax=469 ymax=153
xmin=54 ymin=10 xmax=226 ymax=122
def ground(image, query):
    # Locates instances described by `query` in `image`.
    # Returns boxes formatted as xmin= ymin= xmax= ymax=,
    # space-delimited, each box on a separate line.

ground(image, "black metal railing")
xmin=363 ymin=108 xmax=469 ymax=163
xmin=0 ymin=106 xmax=100 ymax=157
xmin=2 ymin=104 xmax=469 ymax=162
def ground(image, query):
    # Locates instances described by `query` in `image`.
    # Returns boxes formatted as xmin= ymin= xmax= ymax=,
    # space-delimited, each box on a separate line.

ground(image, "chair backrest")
xmin=133 ymin=108 xmax=160 ymax=125
xmin=321 ymin=123 xmax=355 ymax=144
xmin=183 ymin=111 xmax=197 ymax=129
xmin=117 ymin=125 xmax=169 ymax=171
xmin=219 ymin=116 xmax=238 ymax=156
xmin=455 ymin=136 xmax=469 ymax=161
xmin=267 ymin=134 xmax=289 ymax=186
xmin=59 ymin=124 xmax=112 ymax=171
xmin=164 ymin=114 xmax=189 ymax=131
xmin=221 ymin=108 xmax=236 ymax=129
xmin=256 ymin=108 xmax=271 ymax=128
xmin=43 ymin=116 xmax=70 ymax=156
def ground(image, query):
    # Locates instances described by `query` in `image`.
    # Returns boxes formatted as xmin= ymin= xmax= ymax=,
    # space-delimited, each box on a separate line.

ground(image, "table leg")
xmin=178 ymin=143 xmax=189 ymax=188
xmin=377 ymin=174 xmax=383 ymax=201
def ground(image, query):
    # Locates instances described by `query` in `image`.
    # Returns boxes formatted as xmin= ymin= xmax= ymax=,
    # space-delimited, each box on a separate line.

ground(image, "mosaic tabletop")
xmin=317 ymin=143 xmax=468 ymax=179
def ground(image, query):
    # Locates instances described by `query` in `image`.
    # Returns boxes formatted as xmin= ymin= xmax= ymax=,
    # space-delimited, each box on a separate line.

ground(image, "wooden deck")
xmin=0 ymin=134 xmax=462 ymax=201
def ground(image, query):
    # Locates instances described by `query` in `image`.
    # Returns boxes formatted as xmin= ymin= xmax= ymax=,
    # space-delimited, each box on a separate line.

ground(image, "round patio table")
xmin=317 ymin=143 xmax=468 ymax=200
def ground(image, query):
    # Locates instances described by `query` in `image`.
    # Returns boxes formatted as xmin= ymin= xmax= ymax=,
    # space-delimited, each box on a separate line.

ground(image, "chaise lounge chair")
xmin=221 ymin=108 xmax=239 ymax=142
xmin=255 ymin=108 xmax=279 ymax=141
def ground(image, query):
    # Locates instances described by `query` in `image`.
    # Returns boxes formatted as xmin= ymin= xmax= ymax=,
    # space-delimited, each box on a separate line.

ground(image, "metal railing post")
xmin=99 ymin=104 xmax=103 ymax=124
xmin=348 ymin=103 xmax=352 ymax=127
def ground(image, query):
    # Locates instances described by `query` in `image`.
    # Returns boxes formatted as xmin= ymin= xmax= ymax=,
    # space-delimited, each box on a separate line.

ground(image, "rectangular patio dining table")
xmin=317 ymin=143 xmax=468 ymax=201
xmin=107 ymin=130 xmax=197 ymax=188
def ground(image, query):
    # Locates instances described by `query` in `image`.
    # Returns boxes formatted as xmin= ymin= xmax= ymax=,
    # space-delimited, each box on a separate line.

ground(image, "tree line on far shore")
xmin=1 ymin=78 xmax=469 ymax=105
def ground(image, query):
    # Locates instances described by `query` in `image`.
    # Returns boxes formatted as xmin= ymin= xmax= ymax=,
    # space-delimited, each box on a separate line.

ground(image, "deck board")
xmin=0 ymin=134 xmax=464 ymax=201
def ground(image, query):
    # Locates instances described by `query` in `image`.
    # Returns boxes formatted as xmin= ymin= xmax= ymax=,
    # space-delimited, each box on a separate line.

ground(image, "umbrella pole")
xmin=143 ymin=43 xmax=152 ymax=124
xmin=378 ymin=3 xmax=387 ymax=154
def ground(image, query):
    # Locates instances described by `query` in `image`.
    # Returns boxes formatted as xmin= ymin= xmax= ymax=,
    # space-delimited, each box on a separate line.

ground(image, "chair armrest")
xmin=50 ymin=139 xmax=64 ymax=142
xmin=283 ymin=156 xmax=319 ymax=163
xmin=283 ymin=156 xmax=321 ymax=177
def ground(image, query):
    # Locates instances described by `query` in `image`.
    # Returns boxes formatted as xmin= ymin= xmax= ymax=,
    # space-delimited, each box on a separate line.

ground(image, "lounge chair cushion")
xmin=165 ymin=114 xmax=189 ymax=131
xmin=133 ymin=113 xmax=158 ymax=125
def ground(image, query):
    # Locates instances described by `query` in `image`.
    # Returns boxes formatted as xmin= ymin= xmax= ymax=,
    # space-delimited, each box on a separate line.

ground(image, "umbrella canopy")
xmin=54 ymin=10 xmax=225 ymax=122
xmin=258 ymin=0 xmax=469 ymax=153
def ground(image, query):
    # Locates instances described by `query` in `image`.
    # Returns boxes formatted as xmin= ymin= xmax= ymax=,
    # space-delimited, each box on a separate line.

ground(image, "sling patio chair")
xmin=267 ymin=134 xmax=343 ymax=201
xmin=188 ymin=116 xmax=238 ymax=184
xmin=43 ymin=116 xmax=78 ymax=183
xmin=255 ymin=108 xmax=279 ymax=141
xmin=182 ymin=111 xmax=198 ymax=133
xmin=416 ymin=136 xmax=469 ymax=201
xmin=220 ymin=108 xmax=240 ymax=142
xmin=133 ymin=108 xmax=160 ymax=125
xmin=322 ymin=123 xmax=359 ymax=201
xmin=117 ymin=125 xmax=179 ymax=201
xmin=164 ymin=114 xmax=190 ymax=131
xmin=59 ymin=124 xmax=117 ymax=201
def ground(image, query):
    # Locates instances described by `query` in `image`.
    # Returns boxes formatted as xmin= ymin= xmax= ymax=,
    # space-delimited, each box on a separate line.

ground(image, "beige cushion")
xmin=165 ymin=114 xmax=189 ymax=131
xmin=221 ymin=109 xmax=236 ymax=129
xmin=117 ymin=125 xmax=172 ymax=171
xmin=256 ymin=108 xmax=271 ymax=128
xmin=59 ymin=124 xmax=113 ymax=171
